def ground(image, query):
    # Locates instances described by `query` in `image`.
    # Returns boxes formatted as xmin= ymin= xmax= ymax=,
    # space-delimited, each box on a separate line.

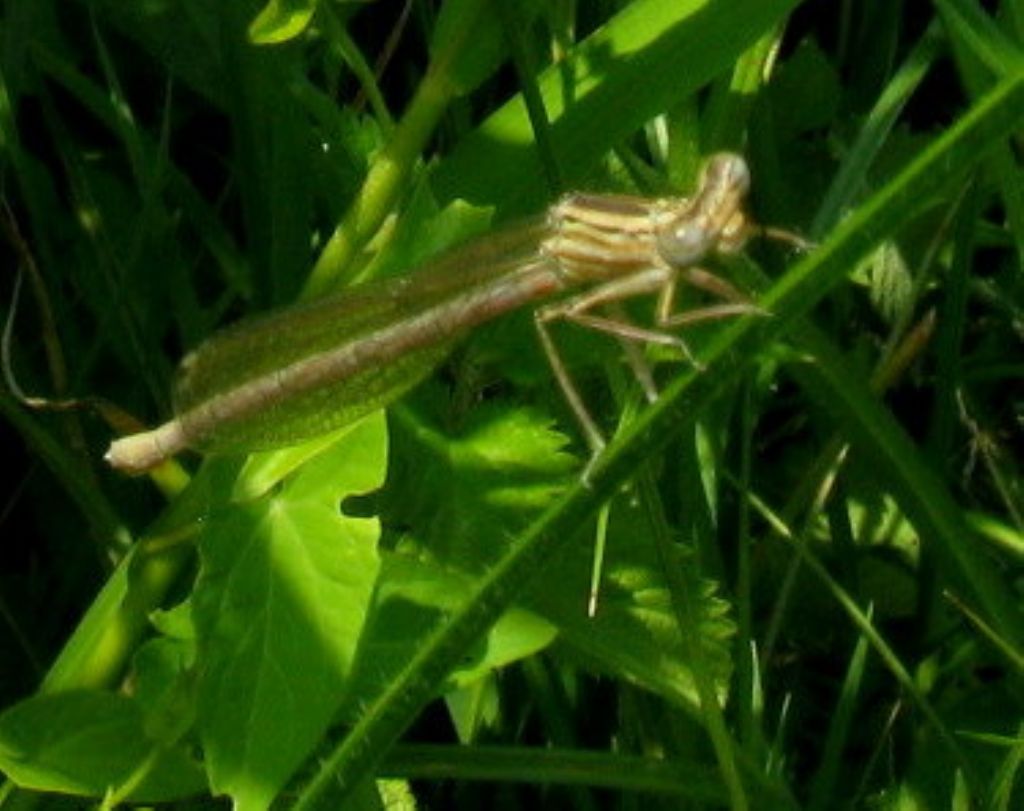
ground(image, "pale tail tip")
xmin=105 ymin=437 xmax=154 ymax=476
xmin=105 ymin=421 xmax=187 ymax=475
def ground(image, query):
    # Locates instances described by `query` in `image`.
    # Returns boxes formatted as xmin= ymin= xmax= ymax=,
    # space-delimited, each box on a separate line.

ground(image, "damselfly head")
xmin=655 ymin=152 xmax=754 ymax=266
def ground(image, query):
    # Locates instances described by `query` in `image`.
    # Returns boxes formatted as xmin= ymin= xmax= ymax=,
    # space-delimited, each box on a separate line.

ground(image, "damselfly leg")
xmin=534 ymin=260 xmax=768 ymax=461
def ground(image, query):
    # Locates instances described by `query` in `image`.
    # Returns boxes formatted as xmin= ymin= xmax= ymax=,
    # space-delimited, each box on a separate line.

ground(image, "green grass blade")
xmin=432 ymin=0 xmax=804 ymax=214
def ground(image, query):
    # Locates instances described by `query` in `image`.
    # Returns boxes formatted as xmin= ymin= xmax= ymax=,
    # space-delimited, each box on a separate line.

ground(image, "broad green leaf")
xmin=232 ymin=417 xmax=384 ymax=501
xmin=385 ymin=402 xmax=576 ymax=570
xmin=132 ymin=634 xmax=197 ymax=746
xmin=340 ymin=553 xmax=558 ymax=716
xmin=0 ymin=690 xmax=205 ymax=801
xmin=193 ymin=413 xmax=386 ymax=811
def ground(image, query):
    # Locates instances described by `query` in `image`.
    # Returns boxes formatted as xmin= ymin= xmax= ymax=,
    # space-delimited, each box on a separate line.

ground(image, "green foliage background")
xmin=0 ymin=1 xmax=1022 ymax=809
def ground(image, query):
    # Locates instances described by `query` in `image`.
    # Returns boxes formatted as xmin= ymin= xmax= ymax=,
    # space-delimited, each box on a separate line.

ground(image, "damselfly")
xmin=107 ymin=153 xmax=791 ymax=474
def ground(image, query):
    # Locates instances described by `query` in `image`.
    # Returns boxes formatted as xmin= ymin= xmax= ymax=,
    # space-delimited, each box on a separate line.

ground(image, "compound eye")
xmin=657 ymin=221 xmax=709 ymax=266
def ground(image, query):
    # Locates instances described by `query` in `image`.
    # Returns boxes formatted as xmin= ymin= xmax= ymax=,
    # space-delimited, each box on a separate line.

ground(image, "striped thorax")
xmin=542 ymin=153 xmax=752 ymax=282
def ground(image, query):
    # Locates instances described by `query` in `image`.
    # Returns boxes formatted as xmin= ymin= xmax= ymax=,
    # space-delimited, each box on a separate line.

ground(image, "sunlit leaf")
xmin=249 ymin=0 xmax=317 ymax=45
xmin=193 ymin=413 xmax=387 ymax=810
